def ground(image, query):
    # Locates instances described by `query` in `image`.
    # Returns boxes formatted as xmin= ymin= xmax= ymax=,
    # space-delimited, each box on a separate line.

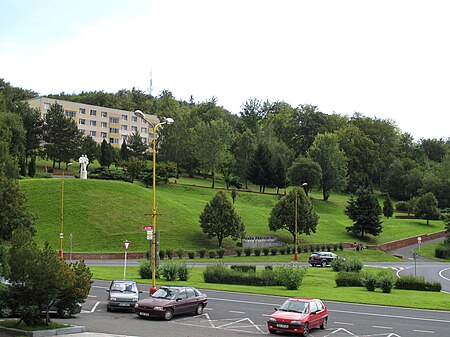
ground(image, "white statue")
xmin=78 ymin=155 xmax=89 ymax=179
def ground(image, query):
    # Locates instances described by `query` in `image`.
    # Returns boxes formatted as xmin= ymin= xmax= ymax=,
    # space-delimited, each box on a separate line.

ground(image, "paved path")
xmin=385 ymin=236 xmax=446 ymax=261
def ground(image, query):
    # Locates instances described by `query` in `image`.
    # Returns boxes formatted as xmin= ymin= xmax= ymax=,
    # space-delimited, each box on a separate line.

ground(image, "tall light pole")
xmin=294 ymin=182 xmax=307 ymax=262
xmin=60 ymin=162 xmax=72 ymax=258
xmin=134 ymin=110 xmax=174 ymax=293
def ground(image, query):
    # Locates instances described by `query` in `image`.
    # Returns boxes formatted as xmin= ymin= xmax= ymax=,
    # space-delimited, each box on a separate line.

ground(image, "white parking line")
xmin=413 ymin=329 xmax=435 ymax=334
xmin=334 ymin=322 xmax=354 ymax=325
xmin=91 ymin=301 xmax=100 ymax=313
xmin=373 ymin=325 xmax=393 ymax=329
xmin=229 ymin=310 xmax=246 ymax=314
xmin=438 ymin=267 xmax=450 ymax=282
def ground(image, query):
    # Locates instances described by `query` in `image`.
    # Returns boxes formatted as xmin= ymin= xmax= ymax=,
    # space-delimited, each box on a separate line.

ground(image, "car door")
xmin=314 ymin=300 xmax=327 ymax=326
xmin=174 ymin=289 xmax=189 ymax=314
xmin=309 ymin=301 xmax=321 ymax=328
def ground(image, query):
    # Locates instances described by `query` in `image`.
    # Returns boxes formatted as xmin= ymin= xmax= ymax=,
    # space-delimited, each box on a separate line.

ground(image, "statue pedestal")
xmin=80 ymin=171 xmax=87 ymax=180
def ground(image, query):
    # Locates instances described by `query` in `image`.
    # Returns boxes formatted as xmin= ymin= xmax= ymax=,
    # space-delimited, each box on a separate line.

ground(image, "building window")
xmin=79 ymin=119 xmax=86 ymax=125
xmin=131 ymin=116 xmax=137 ymax=122
xmin=141 ymin=137 xmax=147 ymax=143
xmin=90 ymin=109 xmax=97 ymax=116
xmin=79 ymin=129 xmax=85 ymax=134
xmin=90 ymin=120 xmax=97 ymax=126
xmin=148 ymin=132 xmax=155 ymax=139
xmin=121 ymin=125 xmax=128 ymax=131
xmin=110 ymin=138 xmax=119 ymax=144
xmin=101 ymin=111 xmax=108 ymax=118
xmin=101 ymin=122 xmax=107 ymax=128
xmin=121 ymin=135 xmax=127 ymax=142
xmin=109 ymin=117 xmax=119 ymax=124
xmin=141 ymin=127 xmax=147 ymax=134
xmin=65 ymin=110 xmax=76 ymax=118
xmin=131 ymin=126 xmax=138 ymax=132
xmin=101 ymin=132 xmax=107 ymax=138
xmin=44 ymin=103 xmax=51 ymax=110
xmin=79 ymin=108 xmax=86 ymax=115
xmin=90 ymin=131 xmax=97 ymax=137
xmin=110 ymin=128 xmax=119 ymax=134
xmin=122 ymin=115 xmax=128 ymax=121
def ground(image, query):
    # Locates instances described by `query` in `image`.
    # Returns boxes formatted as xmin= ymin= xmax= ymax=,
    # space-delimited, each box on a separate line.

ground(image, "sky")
xmin=1 ymin=0 xmax=449 ymax=141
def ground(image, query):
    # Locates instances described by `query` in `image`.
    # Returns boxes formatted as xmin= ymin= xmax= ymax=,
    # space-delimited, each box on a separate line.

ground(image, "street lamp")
xmin=134 ymin=110 xmax=174 ymax=293
xmin=60 ymin=162 xmax=72 ymax=258
xmin=294 ymin=182 xmax=307 ymax=262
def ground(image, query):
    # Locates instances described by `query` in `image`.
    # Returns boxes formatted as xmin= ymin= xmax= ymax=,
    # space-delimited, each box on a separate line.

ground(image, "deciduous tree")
xmin=414 ymin=192 xmax=440 ymax=225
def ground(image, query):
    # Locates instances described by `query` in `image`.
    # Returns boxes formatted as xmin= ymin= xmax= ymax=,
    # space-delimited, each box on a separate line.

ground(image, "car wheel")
xmin=58 ymin=308 xmax=71 ymax=318
xmin=302 ymin=323 xmax=309 ymax=336
xmin=320 ymin=317 xmax=328 ymax=329
xmin=268 ymin=329 xmax=277 ymax=334
xmin=164 ymin=308 xmax=174 ymax=321
xmin=194 ymin=304 xmax=204 ymax=315
xmin=107 ymin=305 xmax=111 ymax=312
xmin=0 ymin=307 xmax=13 ymax=318
xmin=321 ymin=260 xmax=327 ymax=267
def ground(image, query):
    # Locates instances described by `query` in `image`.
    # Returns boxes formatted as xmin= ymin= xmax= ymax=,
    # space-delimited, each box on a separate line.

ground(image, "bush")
xmin=176 ymin=249 xmax=184 ymax=259
xmin=198 ymin=248 xmax=206 ymax=258
xmin=364 ymin=274 xmax=378 ymax=291
xmin=339 ymin=242 xmax=344 ymax=251
xmin=166 ymin=248 xmax=173 ymax=260
xmin=262 ymin=248 xmax=270 ymax=256
xmin=270 ymin=248 xmax=278 ymax=256
xmin=326 ymin=244 xmax=332 ymax=252
xmin=378 ymin=271 xmax=396 ymax=293
xmin=203 ymin=264 xmax=280 ymax=286
xmin=138 ymin=260 xmax=152 ymax=279
xmin=275 ymin=265 xmax=307 ymax=290
xmin=303 ymin=245 xmax=309 ymax=253
xmin=159 ymin=249 xmax=165 ymax=260
xmin=321 ymin=244 xmax=326 ymax=251
xmin=235 ymin=248 xmax=243 ymax=257
xmin=435 ymin=244 xmax=450 ymax=259
xmin=333 ymin=244 xmax=338 ymax=251
xmin=344 ymin=258 xmax=363 ymax=272
xmin=177 ymin=263 xmax=191 ymax=281
xmin=265 ymin=265 xmax=273 ymax=271
xmin=160 ymin=263 xmax=190 ymax=281
xmin=315 ymin=244 xmax=320 ymax=251
xmin=90 ymin=167 xmax=132 ymax=182
xmin=217 ymin=248 xmax=226 ymax=258
xmin=254 ymin=248 xmax=261 ymax=256
xmin=244 ymin=248 xmax=252 ymax=256
xmin=209 ymin=250 xmax=216 ymax=259
xmin=331 ymin=258 xmax=346 ymax=272
xmin=188 ymin=251 xmax=195 ymax=259
xmin=395 ymin=276 xmax=442 ymax=292
xmin=18 ymin=305 xmax=42 ymax=326
xmin=396 ymin=201 xmax=408 ymax=211
xmin=335 ymin=271 xmax=364 ymax=287
xmin=279 ymin=247 xmax=286 ymax=255
xmin=230 ymin=265 xmax=256 ymax=273
xmin=285 ymin=245 xmax=291 ymax=254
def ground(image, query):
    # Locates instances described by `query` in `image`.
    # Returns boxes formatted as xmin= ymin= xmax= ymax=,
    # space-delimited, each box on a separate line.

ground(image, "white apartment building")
xmin=27 ymin=97 xmax=159 ymax=147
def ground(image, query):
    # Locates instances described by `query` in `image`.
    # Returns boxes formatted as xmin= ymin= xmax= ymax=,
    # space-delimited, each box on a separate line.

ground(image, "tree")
xmin=308 ymin=133 xmax=348 ymax=200
xmin=43 ymin=103 xmax=80 ymax=168
xmin=99 ymin=139 xmax=114 ymax=167
xmin=382 ymin=194 xmax=394 ymax=218
xmin=247 ymin=142 xmax=272 ymax=193
xmin=120 ymin=139 xmax=129 ymax=161
xmin=199 ymin=191 xmax=244 ymax=247
xmin=345 ymin=186 xmax=383 ymax=238
xmin=0 ymin=173 xmax=35 ymax=241
xmin=78 ymin=135 xmax=98 ymax=168
xmin=28 ymin=155 xmax=36 ymax=177
xmin=288 ymin=157 xmax=322 ymax=195
xmin=121 ymin=157 xmax=146 ymax=183
xmin=414 ymin=192 xmax=440 ymax=225
xmin=444 ymin=214 xmax=450 ymax=244
xmin=127 ymin=132 xmax=147 ymax=159
xmin=271 ymin=155 xmax=286 ymax=194
xmin=268 ymin=187 xmax=319 ymax=243
xmin=21 ymin=108 xmax=43 ymax=162
xmin=231 ymin=129 xmax=257 ymax=188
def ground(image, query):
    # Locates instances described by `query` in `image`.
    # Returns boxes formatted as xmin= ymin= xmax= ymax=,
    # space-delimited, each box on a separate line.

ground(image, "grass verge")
xmin=0 ymin=320 xmax=68 ymax=331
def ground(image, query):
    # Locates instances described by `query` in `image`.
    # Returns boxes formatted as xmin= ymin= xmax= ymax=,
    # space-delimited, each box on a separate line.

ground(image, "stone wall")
xmin=370 ymin=231 xmax=447 ymax=251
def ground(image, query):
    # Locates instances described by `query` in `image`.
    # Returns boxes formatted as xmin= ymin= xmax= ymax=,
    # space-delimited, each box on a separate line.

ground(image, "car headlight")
xmin=110 ymin=297 xmax=117 ymax=301
xmin=290 ymin=320 xmax=301 ymax=325
xmin=134 ymin=303 xmax=139 ymax=308
xmin=153 ymin=306 xmax=164 ymax=311
xmin=268 ymin=317 xmax=276 ymax=322
xmin=133 ymin=297 xmax=139 ymax=301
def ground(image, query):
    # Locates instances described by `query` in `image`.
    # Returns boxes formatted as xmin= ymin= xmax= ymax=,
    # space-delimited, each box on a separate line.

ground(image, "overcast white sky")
xmin=1 ymin=0 xmax=449 ymax=140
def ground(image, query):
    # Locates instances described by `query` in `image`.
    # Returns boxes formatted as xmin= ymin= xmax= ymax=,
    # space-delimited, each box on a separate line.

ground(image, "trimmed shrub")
xmin=138 ymin=260 xmax=152 ymax=279
xmin=203 ymin=264 xmax=280 ymax=286
xmin=378 ymin=271 xmax=396 ymax=293
xmin=271 ymin=247 xmax=278 ymax=256
xmin=364 ymin=274 xmax=378 ymax=291
xmin=275 ymin=265 xmax=307 ymax=290
xmin=244 ymin=248 xmax=252 ymax=256
xmin=177 ymin=263 xmax=191 ymax=281
xmin=198 ymin=248 xmax=206 ymax=258
xmin=188 ymin=251 xmax=195 ymax=259
xmin=326 ymin=244 xmax=332 ymax=252
xmin=303 ymin=245 xmax=309 ymax=253
xmin=235 ymin=248 xmax=243 ymax=257
xmin=209 ymin=250 xmax=216 ymax=258
xmin=339 ymin=242 xmax=344 ymax=250
xmin=396 ymin=201 xmax=408 ymax=212
xmin=217 ymin=248 xmax=226 ymax=258
xmin=335 ymin=271 xmax=364 ymax=287
xmin=315 ymin=244 xmax=320 ymax=251
xmin=159 ymin=249 xmax=165 ymax=260
xmin=160 ymin=263 xmax=178 ymax=281
xmin=279 ymin=247 xmax=286 ymax=255
xmin=176 ymin=249 xmax=184 ymax=259
xmin=166 ymin=248 xmax=173 ymax=260
xmin=262 ymin=248 xmax=270 ymax=256
xmin=344 ymin=258 xmax=363 ymax=272
xmin=331 ymin=258 xmax=346 ymax=272
xmin=395 ymin=276 xmax=442 ymax=292
xmin=254 ymin=248 xmax=261 ymax=256
xmin=265 ymin=265 xmax=273 ymax=271
xmin=321 ymin=244 xmax=326 ymax=251
xmin=435 ymin=244 xmax=450 ymax=259
xmin=333 ymin=244 xmax=338 ymax=251
xmin=230 ymin=265 xmax=256 ymax=273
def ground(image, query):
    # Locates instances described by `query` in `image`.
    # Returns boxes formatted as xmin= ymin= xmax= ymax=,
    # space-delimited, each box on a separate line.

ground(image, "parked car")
xmin=267 ymin=298 xmax=328 ymax=336
xmin=309 ymin=252 xmax=340 ymax=267
xmin=106 ymin=280 xmax=141 ymax=312
xmin=135 ymin=286 xmax=207 ymax=321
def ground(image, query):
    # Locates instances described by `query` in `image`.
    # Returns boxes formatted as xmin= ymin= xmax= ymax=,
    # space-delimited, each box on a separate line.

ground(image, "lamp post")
xmin=60 ymin=162 xmax=72 ymax=258
xmin=134 ymin=110 xmax=174 ymax=293
xmin=294 ymin=182 xmax=307 ymax=262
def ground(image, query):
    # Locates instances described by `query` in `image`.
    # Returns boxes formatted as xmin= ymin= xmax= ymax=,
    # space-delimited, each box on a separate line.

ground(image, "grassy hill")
xmin=19 ymin=177 xmax=444 ymax=253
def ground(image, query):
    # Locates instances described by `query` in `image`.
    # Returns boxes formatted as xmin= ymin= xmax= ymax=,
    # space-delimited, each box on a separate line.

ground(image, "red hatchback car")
xmin=267 ymin=298 xmax=328 ymax=336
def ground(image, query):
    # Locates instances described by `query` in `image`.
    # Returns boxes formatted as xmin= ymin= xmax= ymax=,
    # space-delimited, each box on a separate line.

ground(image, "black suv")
xmin=309 ymin=252 xmax=340 ymax=267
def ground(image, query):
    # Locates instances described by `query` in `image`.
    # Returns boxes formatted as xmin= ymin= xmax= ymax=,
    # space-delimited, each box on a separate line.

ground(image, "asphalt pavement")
xmin=386 ymin=237 xmax=446 ymax=261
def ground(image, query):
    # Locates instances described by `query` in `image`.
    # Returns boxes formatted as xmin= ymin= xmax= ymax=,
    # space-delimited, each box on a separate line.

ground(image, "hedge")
xmin=395 ymin=276 xmax=442 ymax=292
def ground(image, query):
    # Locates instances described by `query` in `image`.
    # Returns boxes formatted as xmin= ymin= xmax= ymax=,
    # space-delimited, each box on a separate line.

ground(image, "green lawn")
xmin=413 ymin=242 xmax=450 ymax=262
xmin=89 ymin=265 xmax=450 ymax=311
xmin=20 ymin=177 xmax=444 ymax=254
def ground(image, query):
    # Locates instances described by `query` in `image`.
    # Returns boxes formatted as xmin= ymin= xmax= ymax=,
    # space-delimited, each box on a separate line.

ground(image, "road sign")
xmin=146 ymin=231 xmax=153 ymax=240
xmin=142 ymin=225 xmax=154 ymax=231
xmin=123 ymin=240 xmax=131 ymax=251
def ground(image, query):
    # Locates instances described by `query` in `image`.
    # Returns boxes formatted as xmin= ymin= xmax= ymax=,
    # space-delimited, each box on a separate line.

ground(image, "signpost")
xmin=417 ymin=236 xmax=422 ymax=252
xmin=123 ymin=240 xmax=130 ymax=279
xmin=143 ymin=226 xmax=154 ymax=261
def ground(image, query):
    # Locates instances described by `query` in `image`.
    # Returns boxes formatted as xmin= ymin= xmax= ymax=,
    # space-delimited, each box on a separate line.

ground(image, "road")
xmin=54 ymin=280 xmax=450 ymax=337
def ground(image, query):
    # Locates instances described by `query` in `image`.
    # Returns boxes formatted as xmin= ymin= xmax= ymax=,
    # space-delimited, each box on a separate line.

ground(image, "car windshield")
xmin=279 ymin=300 xmax=308 ymax=314
xmin=151 ymin=288 xmax=177 ymax=300
xmin=111 ymin=282 xmax=137 ymax=293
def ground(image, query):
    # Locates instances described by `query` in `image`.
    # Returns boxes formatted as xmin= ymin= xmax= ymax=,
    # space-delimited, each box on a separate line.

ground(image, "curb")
xmin=0 ymin=325 xmax=87 ymax=337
